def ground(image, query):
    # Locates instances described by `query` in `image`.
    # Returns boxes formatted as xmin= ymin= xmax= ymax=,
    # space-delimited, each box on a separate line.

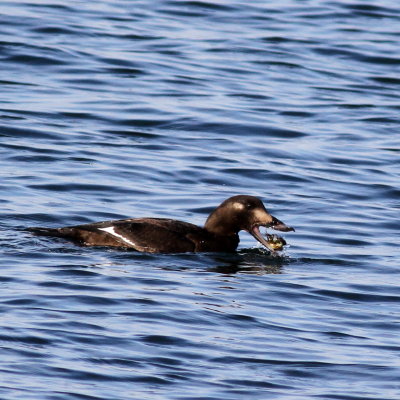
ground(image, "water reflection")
xmin=90 ymin=247 xmax=289 ymax=275
xmin=201 ymin=249 xmax=288 ymax=275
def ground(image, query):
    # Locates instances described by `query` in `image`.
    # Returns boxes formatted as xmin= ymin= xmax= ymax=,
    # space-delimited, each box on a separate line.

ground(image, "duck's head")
xmin=204 ymin=195 xmax=294 ymax=252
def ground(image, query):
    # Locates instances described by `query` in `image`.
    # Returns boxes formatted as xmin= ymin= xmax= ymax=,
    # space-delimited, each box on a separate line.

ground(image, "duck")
xmin=27 ymin=195 xmax=294 ymax=253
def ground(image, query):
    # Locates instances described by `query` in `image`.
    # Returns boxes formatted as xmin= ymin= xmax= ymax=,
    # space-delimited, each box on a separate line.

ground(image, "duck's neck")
xmin=204 ymin=209 xmax=239 ymax=236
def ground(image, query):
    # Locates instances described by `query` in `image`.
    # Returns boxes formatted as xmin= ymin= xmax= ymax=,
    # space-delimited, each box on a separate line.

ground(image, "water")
xmin=1 ymin=1 xmax=399 ymax=399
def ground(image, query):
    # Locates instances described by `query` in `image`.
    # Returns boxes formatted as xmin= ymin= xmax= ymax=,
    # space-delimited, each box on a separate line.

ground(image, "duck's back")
xmin=29 ymin=218 xmax=215 ymax=253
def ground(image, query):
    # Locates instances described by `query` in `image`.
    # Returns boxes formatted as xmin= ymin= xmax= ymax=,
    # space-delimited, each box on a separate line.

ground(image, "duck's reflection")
xmin=202 ymin=248 xmax=289 ymax=275
xmin=87 ymin=247 xmax=290 ymax=275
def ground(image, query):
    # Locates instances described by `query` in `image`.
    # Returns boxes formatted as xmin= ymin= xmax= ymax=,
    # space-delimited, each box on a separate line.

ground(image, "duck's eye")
xmin=245 ymin=202 xmax=253 ymax=210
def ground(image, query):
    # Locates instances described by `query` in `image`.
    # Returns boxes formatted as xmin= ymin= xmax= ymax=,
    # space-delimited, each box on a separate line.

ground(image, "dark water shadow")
xmin=201 ymin=248 xmax=289 ymax=275
xmin=129 ymin=248 xmax=292 ymax=275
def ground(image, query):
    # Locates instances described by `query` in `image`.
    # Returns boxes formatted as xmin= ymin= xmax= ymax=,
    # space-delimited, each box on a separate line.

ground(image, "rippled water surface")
xmin=1 ymin=1 xmax=399 ymax=399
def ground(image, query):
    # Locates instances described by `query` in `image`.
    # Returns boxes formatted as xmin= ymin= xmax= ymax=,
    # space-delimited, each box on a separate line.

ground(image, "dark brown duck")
xmin=28 ymin=195 xmax=294 ymax=253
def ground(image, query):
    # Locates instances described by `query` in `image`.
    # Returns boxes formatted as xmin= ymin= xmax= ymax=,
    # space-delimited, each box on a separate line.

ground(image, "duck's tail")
xmin=26 ymin=227 xmax=65 ymax=238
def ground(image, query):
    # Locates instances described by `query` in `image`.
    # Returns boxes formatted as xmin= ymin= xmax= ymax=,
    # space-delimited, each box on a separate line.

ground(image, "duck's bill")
xmin=270 ymin=216 xmax=295 ymax=232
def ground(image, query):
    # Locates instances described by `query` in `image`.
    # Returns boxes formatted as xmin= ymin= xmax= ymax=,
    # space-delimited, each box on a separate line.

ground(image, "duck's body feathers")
xmin=28 ymin=218 xmax=239 ymax=253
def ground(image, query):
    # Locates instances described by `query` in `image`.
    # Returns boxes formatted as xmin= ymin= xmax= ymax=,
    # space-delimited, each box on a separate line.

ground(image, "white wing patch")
xmin=99 ymin=226 xmax=136 ymax=247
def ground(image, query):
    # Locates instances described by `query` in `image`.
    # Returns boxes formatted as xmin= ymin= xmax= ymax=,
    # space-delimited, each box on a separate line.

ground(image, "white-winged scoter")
xmin=28 ymin=195 xmax=294 ymax=253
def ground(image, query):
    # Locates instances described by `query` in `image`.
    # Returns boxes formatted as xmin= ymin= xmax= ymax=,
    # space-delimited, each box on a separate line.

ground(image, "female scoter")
xmin=28 ymin=195 xmax=294 ymax=253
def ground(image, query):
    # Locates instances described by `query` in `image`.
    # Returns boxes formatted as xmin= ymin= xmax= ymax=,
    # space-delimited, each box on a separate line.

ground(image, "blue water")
xmin=1 ymin=1 xmax=399 ymax=399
